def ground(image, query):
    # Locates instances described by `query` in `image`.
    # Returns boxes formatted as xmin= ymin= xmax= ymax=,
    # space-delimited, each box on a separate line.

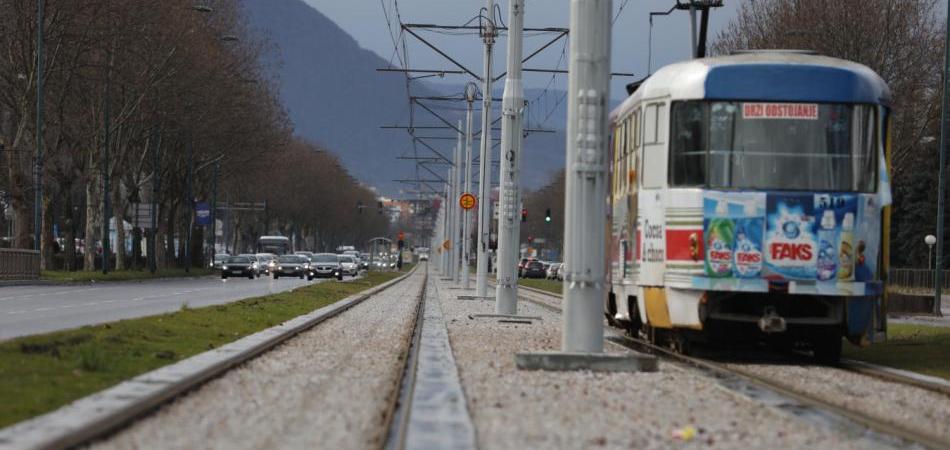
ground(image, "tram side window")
xmin=642 ymin=103 xmax=665 ymax=188
xmin=670 ymin=102 xmax=707 ymax=186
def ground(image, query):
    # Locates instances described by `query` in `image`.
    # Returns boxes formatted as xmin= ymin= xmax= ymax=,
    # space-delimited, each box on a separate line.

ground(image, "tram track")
xmin=513 ymin=283 xmax=950 ymax=450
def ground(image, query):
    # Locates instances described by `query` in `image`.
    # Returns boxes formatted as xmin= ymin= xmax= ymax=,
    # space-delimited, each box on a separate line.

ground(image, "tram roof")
xmin=611 ymin=51 xmax=891 ymax=119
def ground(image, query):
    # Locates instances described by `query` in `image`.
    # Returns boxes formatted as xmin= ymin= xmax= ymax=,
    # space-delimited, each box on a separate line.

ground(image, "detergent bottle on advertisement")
xmin=837 ymin=212 xmax=855 ymax=280
xmin=705 ymin=200 xmax=735 ymax=278
xmin=817 ymin=210 xmax=838 ymax=281
xmin=734 ymin=202 xmax=764 ymax=278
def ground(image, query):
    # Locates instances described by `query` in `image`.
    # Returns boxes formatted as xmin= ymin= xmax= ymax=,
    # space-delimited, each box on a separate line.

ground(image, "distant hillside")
xmin=240 ymin=0 xmax=579 ymax=193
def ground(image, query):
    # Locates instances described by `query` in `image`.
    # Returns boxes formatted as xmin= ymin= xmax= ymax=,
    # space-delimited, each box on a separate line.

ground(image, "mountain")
xmin=240 ymin=0 xmax=571 ymax=194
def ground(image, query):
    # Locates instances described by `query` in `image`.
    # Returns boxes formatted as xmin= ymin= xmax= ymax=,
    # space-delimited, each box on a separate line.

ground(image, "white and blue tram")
xmin=606 ymin=51 xmax=892 ymax=362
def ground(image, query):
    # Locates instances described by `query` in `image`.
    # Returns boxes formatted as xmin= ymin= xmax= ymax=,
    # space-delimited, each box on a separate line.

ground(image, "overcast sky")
xmin=304 ymin=0 xmax=740 ymax=96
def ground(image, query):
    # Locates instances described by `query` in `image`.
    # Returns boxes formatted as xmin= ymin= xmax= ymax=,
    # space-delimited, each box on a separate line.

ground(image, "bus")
xmin=606 ymin=50 xmax=892 ymax=363
xmin=257 ymin=236 xmax=292 ymax=255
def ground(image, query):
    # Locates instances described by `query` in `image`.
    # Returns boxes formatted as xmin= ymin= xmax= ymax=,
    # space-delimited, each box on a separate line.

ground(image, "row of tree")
xmin=0 ymin=0 xmax=389 ymax=271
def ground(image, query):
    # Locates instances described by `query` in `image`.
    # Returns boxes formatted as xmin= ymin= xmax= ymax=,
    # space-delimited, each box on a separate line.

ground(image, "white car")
xmin=338 ymin=255 xmax=359 ymax=277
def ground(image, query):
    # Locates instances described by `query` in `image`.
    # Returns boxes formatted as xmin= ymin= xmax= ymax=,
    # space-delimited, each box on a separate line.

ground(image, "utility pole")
xmin=33 ymin=0 xmax=44 ymax=253
xmin=462 ymin=83 xmax=477 ymax=289
xmin=475 ymin=0 xmax=497 ymax=297
xmin=451 ymin=122 xmax=463 ymax=282
xmin=563 ymin=0 xmax=611 ymax=352
xmin=496 ymin=0 xmax=525 ymax=315
xmin=101 ymin=43 xmax=113 ymax=275
xmin=935 ymin=0 xmax=950 ymax=317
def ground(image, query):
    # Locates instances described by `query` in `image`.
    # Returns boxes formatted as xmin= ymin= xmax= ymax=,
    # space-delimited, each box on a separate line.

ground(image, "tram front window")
xmin=669 ymin=101 xmax=877 ymax=192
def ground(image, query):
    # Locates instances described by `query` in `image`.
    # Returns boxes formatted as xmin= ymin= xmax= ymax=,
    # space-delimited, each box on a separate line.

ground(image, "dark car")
xmin=523 ymin=260 xmax=546 ymax=279
xmin=310 ymin=253 xmax=343 ymax=280
xmin=221 ymin=256 xmax=256 ymax=279
xmin=273 ymin=255 xmax=309 ymax=279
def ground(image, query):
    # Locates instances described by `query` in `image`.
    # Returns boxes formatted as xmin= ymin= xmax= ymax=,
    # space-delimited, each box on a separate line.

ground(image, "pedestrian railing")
xmin=887 ymin=268 xmax=950 ymax=292
xmin=0 ymin=248 xmax=40 ymax=280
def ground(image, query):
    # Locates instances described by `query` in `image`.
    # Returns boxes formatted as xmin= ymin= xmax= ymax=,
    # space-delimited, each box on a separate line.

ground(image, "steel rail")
xmin=512 ymin=284 xmax=949 ymax=450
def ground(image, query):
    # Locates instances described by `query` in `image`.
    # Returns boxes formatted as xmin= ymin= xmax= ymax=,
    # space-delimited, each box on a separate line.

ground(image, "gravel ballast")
xmin=89 ymin=270 xmax=425 ymax=450
xmin=438 ymin=279 xmax=887 ymax=449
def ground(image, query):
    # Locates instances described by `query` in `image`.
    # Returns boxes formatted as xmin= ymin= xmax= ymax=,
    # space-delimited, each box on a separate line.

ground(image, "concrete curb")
xmin=0 ymin=275 xmax=217 ymax=288
xmin=0 ymin=268 xmax=417 ymax=450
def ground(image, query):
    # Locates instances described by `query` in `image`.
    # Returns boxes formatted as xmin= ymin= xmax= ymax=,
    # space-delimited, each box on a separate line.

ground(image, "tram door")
xmin=638 ymin=101 xmax=668 ymax=287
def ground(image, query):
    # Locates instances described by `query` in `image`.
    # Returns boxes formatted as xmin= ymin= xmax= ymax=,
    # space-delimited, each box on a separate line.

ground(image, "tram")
xmin=606 ymin=51 xmax=892 ymax=362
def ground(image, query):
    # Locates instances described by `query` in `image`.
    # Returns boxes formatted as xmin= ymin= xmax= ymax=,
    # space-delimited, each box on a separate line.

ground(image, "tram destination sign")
xmin=742 ymin=102 xmax=818 ymax=120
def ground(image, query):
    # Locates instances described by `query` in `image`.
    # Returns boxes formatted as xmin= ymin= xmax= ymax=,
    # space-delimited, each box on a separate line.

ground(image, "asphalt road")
xmin=0 ymin=274 xmax=330 ymax=340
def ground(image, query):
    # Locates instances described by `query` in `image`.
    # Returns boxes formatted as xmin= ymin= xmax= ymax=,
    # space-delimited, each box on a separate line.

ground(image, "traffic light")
xmin=545 ymin=208 xmax=552 ymax=223
xmin=521 ymin=208 xmax=528 ymax=223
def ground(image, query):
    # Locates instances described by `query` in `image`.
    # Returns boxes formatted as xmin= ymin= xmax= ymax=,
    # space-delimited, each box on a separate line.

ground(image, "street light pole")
xmin=936 ymin=0 xmax=950 ymax=317
xmin=101 ymin=43 xmax=113 ymax=275
xmin=33 ymin=0 xmax=44 ymax=253
xmin=475 ymin=0 xmax=497 ymax=298
xmin=462 ymin=83 xmax=477 ymax=289
xmin=209 ymin=159 xmax=219 ymax=263
xmin=496 ymin=0 xmax=525 ymax=315
xmin=184 ymin=139 xmax=194 ymax=273
xmin=563 ymin=0 xmax=611 ymax=352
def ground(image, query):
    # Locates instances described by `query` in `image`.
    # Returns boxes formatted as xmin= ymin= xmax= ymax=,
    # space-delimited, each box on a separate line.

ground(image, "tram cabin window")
xmin=668 ymin=101 xmax=877 ymax=192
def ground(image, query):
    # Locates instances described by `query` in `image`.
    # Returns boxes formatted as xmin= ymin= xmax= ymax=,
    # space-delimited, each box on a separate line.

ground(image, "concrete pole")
xmin=451 ymin=123 xmax=463 ymax=281
xmin=495 ymin=0 xmax=525 ymax=315
xmin=563 ymin=0 xmax=611 ymax=353
xmin=462 ymin=83 xmax=477 ymax=289
xmin=935 ymin=0 xmax=950 ymax=317
xmin=441 ymin=181 xmax=450 ymax=273
xmin=475 ymin=0 xmax=497 ymax=297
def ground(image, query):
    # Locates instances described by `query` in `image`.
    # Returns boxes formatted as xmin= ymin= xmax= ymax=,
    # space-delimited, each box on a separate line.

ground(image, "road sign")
xmin=195 ymin=202 xmax=211 ymax=226
xmin=459 ymin=192 xmax=477 ymax=210
xmin=131 ymin=203 xmax=152 ymax=228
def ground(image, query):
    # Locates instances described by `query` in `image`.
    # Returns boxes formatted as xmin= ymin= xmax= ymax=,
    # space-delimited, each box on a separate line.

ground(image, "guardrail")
xmin=887 ymin=268 xmax=950 ymax=292
xmin=0 ymin=248 xmax=40 ymax=280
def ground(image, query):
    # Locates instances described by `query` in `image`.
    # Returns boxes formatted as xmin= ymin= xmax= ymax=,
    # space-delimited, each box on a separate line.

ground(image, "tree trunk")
xmin=40 ymin=193 xmax=54 ymax=270
xmin=113 ymin=183 xmax=126 ymax=270
xmin=83 ymin=174 xmax=99 ymax=271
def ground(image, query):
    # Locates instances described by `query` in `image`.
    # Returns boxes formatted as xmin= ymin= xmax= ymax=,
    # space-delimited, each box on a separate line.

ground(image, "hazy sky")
xmin=303 ymin=0 xmax=740 ymax=95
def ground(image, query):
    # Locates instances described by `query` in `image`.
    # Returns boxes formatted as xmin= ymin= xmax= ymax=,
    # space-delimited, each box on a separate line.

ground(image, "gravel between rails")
xmin=88 ymin=270 xmax=425 ymax=450
xmin=725 ymin=362 xmax=950 ymax=444
xmin=438 ymin=279 xmax=883 ymax=449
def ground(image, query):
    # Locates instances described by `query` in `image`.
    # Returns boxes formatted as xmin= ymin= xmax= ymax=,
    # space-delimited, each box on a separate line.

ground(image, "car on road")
xmin=237 ymin=254 xmax=261 ymax=277
xmin=556 ymin=263 xmax=566 ymax=281
xmin=210 ymin=253 xmax=230 ymax=270
xmin=546 ymin=263 xmax=561 ymax=280
xmin=359 ymin=253 xmax=370 ymax=270
xmin=518 ymin=257 xmax=536 ymax=278
xmin=221 ymin=256 xmax=257 ymax=279
xmin=310 ymin=253 xmax=344 ymax=280
xmin=295 ymin=251 xmax=315 ymax=262
xmin=338 ymin=255 xmax=359 ymax=277
xmin=522 ymin=260 xmax=546 ymax=279
xmin=272 ymin=255 xmax=310 ymax=279
xmin=256 ymin=253 xmax=277 ymax=275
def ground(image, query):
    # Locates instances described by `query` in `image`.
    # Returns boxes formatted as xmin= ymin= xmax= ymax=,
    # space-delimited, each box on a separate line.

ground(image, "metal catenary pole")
xmin=935 ymin=0 xmax=950 ymax=317
xmin=496 ymin=0 xmax=525 ymax=315
xmin=475 ymin=0 xmax=497 ymax=297
xmin=462 ymin=83 xmax=476 ymax=289
xmin=452 ymin=121 xmax=463 ymax=282
xmin=33 ymin=0 xmax=44 ymax=253
xmin=563 ymin=0 xmax=611 ymax=352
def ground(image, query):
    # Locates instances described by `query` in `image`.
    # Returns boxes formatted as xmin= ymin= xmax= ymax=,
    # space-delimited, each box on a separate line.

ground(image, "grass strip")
xmin=0 ymin=270 xmax=404 ymax=428
xmin=41 ymin=268 xmax=214 ymax=283
xmin=843 ymin=324 xmax=950 ymax=380
xmin=519 ymin=278 xmax=563 ymax=295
